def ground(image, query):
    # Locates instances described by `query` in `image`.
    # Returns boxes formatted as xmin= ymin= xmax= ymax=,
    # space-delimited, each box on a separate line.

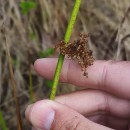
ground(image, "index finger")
xmin=34 ymin=58 xmax=130 ymax=99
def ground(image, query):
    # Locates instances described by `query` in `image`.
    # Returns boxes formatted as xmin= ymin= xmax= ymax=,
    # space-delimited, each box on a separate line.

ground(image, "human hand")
xmin=25 ymin=59 xmax=130 ymax=130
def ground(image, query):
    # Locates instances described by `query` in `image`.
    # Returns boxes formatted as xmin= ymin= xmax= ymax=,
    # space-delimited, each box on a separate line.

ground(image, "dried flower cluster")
xmin=55 ymin=34 xmax=94 ymax=77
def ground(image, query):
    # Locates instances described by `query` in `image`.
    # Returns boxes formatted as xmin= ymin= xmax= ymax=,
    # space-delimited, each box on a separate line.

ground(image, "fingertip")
xmin=26 ymin=100 xmax=55 ymax=130
xmin=34 ymin=59 xmax=44 ymax=71
xmin=34 ymin=58 xmax=58 ymax=80
xmin=25 ymin=104 xmax=34 ymax=122
xmin=34 ymin=58 xmax=51 ymax=77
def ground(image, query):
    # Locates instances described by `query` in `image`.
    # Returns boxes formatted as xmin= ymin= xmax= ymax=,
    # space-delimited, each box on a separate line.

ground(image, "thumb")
xmin=25 ymin=100 xmax=113 ymax=130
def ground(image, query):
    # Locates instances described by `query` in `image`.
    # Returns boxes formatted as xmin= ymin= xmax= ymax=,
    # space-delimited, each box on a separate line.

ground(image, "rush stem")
xmin=50 ymin=0 xmax=81 ymax=100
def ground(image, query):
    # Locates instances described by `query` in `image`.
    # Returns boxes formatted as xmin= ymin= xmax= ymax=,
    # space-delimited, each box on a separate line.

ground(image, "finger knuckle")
xmin=99 ymin=60 xmax=111 ymax=89
xmin=66 ymin=116 xmax=81 ymax=130
xmin=52 ymin=116 xmax=87 ymax=130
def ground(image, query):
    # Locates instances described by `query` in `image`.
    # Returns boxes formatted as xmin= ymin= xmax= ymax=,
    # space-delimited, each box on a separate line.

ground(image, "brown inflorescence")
xmin=55 ymin=34 xmax=94 ymax=77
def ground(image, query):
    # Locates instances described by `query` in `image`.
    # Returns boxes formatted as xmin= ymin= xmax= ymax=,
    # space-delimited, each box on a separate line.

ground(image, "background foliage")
xmin=0 ymin=0 xmax=130 ymax=129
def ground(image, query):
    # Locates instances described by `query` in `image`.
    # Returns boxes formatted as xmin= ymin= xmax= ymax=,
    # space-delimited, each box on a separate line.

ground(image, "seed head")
xmin=55 ymin=33 xmax=94 ymax=77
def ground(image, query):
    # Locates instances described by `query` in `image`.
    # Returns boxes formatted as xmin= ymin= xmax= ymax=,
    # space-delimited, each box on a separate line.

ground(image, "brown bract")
xmin=55 ymin=34 xmax=94 ymax=77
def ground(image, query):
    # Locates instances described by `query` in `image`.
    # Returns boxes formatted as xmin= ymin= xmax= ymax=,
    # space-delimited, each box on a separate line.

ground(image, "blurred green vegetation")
xmin=0 ymin=111 xmax=8 ymax=130
xmin=39 ymin=48 xmax=54 ymax=58
xmin=20 ymin=1 xmax=37 ymax=14
xmin=45 ymin=80 xmax=53 ymax=88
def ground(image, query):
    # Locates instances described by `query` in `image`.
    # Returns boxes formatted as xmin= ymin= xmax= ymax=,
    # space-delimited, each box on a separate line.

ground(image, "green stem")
xmin=29 ymin=65 xmax=34 ymax=103
xmin=50 ymin=0 xmax=81 ymax=100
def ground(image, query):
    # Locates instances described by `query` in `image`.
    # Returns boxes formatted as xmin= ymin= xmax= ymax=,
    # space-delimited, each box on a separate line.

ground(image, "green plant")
xmin=50 ymin=0 xmax=81 ymax=100
xmin=0 ymin=111 xmax=8 ymax=130
xmin=45 ymin=80 xmax=53 ymax=88
xmin=39 ymin=48 xmax=54 ymax=58
xmin=20 ymin=1 xmax=37 ymax=15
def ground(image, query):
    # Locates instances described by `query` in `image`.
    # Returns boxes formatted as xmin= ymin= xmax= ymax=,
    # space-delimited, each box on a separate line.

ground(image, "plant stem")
xmin=50 ymin=0 xmax=81 ymax=100
xmin=29 ymin=64 xmax=34 ymax=103
xmin=4 ymin=29 xmax=23 ymax=130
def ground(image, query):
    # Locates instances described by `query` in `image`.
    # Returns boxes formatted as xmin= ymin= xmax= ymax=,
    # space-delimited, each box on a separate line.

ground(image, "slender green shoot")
xmin=50 ymin=0 xmax=81 ymax=100
xmin=29 ymin=65 xmax=34 ymax=103
xmin=0 ymin=111 xmax=8 ymax=130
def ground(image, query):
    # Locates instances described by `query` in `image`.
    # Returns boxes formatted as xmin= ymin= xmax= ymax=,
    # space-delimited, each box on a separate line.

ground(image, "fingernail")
xmin=44 ymin=110 xmax=55 ymax=130
xmin=30 ymin=102 xmax=55 ymax=130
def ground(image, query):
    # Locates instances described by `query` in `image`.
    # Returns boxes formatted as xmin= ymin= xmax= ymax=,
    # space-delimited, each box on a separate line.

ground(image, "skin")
xmin=25 ymin=58 xmax=130 ymax=130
